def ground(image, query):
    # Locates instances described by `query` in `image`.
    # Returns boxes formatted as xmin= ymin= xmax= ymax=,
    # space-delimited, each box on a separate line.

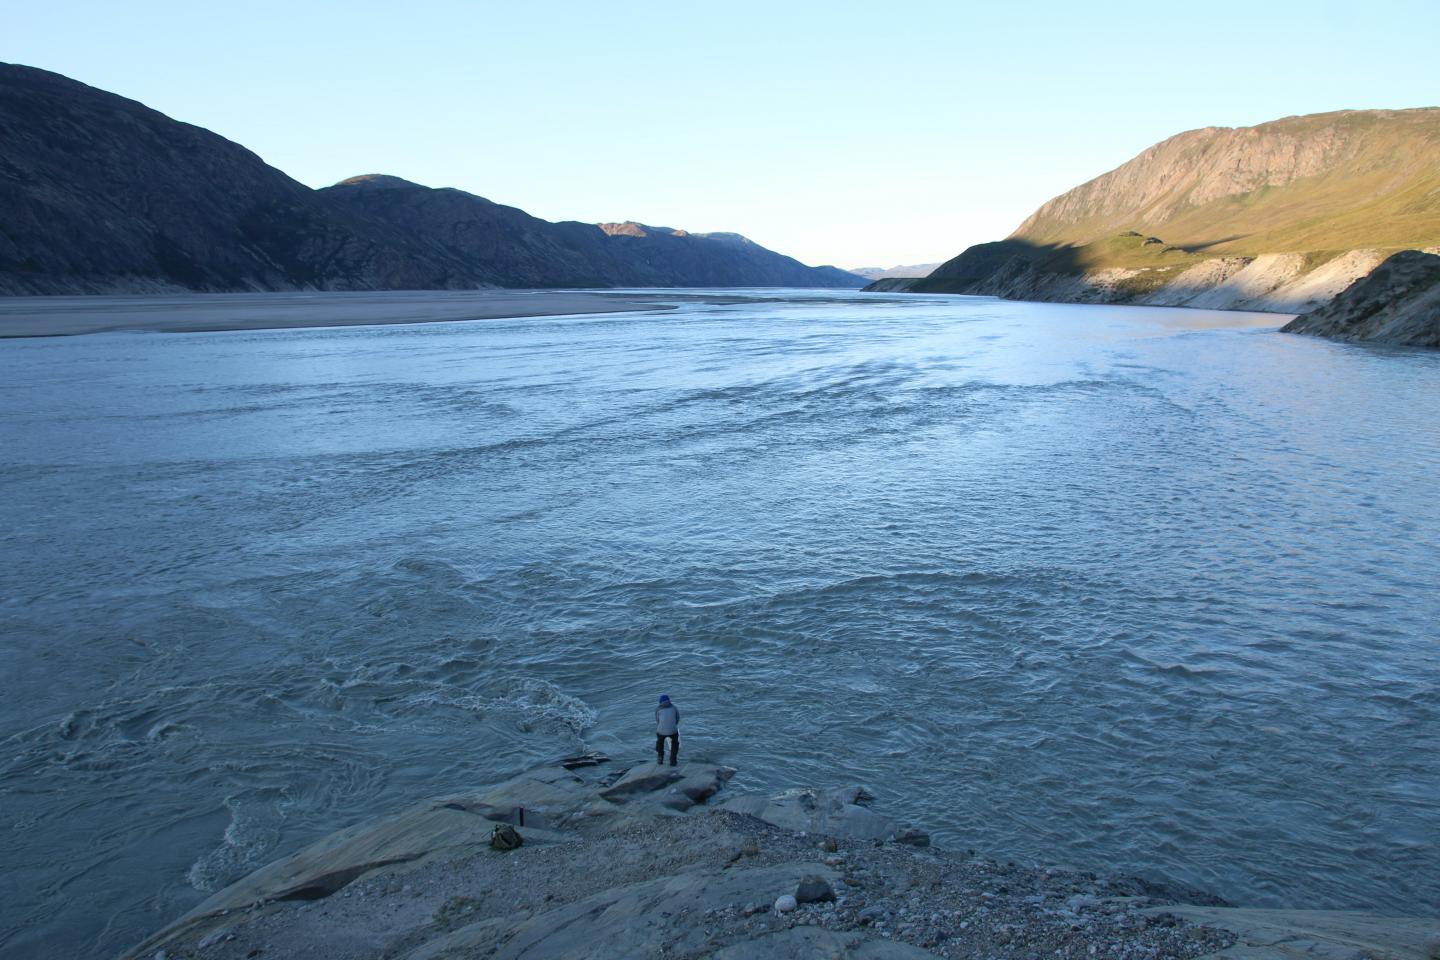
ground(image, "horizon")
xmin=5 ymin=0 xmax=1440 ymax=268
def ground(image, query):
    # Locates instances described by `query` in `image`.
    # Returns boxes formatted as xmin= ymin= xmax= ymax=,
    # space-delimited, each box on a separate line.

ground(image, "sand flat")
xmin=0 ymin=289 xmax=676 ymax=338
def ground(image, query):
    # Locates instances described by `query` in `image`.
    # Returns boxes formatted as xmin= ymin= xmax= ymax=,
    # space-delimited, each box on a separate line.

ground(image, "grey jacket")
xmin=655 ymin=704 xmax=680 ymax=736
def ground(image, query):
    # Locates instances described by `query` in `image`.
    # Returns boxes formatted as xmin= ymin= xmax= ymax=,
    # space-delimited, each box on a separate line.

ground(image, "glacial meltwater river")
xmin=1 ymin=290 xmax=1437 ymax=958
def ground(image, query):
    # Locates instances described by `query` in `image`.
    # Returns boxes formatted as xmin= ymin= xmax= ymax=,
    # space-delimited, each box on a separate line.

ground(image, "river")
xmin=2 ymin=289 xmax=1437 ymax=958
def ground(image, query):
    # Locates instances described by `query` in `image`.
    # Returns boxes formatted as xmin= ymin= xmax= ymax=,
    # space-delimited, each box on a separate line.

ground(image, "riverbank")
xmin=0 ymin=290 xmax=677 ymax=338
xmin=123 ymin=761 xmax=1439 ymax=960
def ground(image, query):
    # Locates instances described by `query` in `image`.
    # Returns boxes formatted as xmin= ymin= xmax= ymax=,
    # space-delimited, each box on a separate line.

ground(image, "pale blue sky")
xmin=5 ymin=0 xmax=1438 ymax=268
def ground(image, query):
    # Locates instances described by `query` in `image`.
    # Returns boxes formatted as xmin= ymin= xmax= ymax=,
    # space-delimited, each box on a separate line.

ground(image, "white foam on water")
xmin=185 ymin=790 xmax=290 ymax=893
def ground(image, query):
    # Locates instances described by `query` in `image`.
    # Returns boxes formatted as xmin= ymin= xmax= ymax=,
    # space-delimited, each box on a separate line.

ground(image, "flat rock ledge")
xmin=125 ymin=761 xmax=1439 ymax=960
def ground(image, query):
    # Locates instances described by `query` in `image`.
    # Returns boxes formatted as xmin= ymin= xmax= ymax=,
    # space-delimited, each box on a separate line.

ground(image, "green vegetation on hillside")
xmin=1012 ymin=108 xmax=1440 ymax=262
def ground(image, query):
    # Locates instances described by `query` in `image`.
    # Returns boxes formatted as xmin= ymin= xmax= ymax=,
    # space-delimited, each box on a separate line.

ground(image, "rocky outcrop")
xmin=0 ymin=63 xmax=862 ymax=295
xmin=122 ymin=760 xmax=1439 ymax=960
xmin=1281 ymin=250 xmax=1440 ymax=348
xmin=873 ymin=240 xmax=1394 ymax=314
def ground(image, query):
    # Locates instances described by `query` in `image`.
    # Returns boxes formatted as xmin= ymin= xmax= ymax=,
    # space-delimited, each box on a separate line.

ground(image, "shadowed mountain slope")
xmin=0 ymin=63 xmax=861 ymax=295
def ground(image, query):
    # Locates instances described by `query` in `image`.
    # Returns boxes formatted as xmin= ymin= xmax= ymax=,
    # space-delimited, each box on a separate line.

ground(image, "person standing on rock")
xmin=655 ymin=695 xmax=680 ymax=766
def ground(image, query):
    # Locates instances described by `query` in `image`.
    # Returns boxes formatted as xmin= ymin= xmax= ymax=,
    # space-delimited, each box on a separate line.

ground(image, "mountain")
xmin=874 ymin=108 xmax=1440 ymax=316
xmin=0 ymin=63 xmax=861 ymax=295
xmin=318 ymin=175 xmax=863 ymax=289
xmin=848 ymin=263 xmax=941 ymax=281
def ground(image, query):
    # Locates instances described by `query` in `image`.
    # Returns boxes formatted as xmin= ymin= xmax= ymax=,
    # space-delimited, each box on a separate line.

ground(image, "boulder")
xmin=489 ymin=824 xmax=523 ymax=851
xmin=774 ymin=894 xmax=798 ymax=914
xmin=794 ymin=875 xmax=836 ymax=904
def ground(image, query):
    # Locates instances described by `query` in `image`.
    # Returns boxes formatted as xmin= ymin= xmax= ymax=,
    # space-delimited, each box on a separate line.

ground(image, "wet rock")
xmin=1424 ymin=931 xmax=1440 ymax=959
xmin=775 ymin=894 xmax=798 ymax=914
xmin=893 ymin=828 xmax=930 ymax=848
xmin=795 ymin=875 xmax=837 ymax=904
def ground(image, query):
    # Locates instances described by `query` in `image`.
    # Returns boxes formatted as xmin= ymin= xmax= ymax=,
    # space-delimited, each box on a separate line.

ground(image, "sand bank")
xmin=0 ymin=290 xmax=676 ymax=338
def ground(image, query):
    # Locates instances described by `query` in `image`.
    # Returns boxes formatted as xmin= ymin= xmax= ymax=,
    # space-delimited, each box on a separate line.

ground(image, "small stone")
xmin=821 ymin=837 xmax=839 ymax=853
xmin=775 ymin=894 xmax=798 ymax=914
xmin=795 ymin=875 xmax=836 ymax=904
xmin=894 ymin=828 xmax=930 ymax=847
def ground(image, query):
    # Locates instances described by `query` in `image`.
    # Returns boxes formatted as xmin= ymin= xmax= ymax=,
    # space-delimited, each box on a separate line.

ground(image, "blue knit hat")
xmin=658 ymin=694 xmax=670 ymax=704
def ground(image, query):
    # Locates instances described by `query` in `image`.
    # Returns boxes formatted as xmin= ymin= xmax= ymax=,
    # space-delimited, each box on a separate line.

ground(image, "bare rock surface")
xmin=123 ymin=761 xmax=1436 ymax=960
xmin=718 ymin=785 xmax=913 ymax=842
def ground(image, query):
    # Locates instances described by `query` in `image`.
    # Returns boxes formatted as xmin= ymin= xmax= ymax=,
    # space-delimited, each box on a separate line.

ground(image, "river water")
xmin=1 ymin=290 xmax=1437 ymax=958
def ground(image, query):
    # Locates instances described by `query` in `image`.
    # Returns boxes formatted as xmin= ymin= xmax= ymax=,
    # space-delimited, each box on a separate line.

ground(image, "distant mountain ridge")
xmin=873 ymin=108 xmax=1440 ymax=324
xmin=0 ymin=63 xmax=861 ymax=295
xmin=849 ymin=263 xmax=941 ymax=281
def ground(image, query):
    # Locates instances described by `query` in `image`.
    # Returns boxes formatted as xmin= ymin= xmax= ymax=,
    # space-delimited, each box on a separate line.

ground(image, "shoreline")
xmin=0 ymin=288 xmax=1290 ymax=341
xmin=122 ymin=761 xmax=1440 ymax=960
xmin=0 ymin=290 xmax=679 ymax=339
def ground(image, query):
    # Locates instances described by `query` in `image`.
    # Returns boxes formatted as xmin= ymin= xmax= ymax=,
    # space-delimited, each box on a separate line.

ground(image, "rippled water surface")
xmin=2 ymin=289 xmax=1438 ymax=958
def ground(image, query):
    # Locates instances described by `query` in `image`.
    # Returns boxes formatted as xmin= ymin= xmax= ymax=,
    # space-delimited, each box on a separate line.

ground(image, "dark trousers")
xmin=655 ymin=732 xmax=679 ymax=764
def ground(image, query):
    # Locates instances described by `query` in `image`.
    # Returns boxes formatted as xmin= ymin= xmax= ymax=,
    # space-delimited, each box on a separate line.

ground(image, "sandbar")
xmin=0 ymin=289 xmax=677 ymax=338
